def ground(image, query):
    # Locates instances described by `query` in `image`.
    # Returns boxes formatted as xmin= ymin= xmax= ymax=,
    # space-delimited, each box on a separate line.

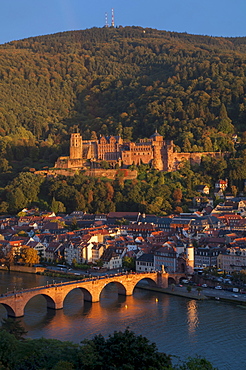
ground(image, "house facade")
xmin=217 ymin=248 xmax=246 ymax=272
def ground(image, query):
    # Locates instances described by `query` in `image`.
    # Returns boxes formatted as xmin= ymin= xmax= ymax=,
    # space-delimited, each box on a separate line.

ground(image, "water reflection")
xmin=186 ymin=300 xmax=199 ymax=338
xmin=14 ymin=285 xmax=165 ymax=343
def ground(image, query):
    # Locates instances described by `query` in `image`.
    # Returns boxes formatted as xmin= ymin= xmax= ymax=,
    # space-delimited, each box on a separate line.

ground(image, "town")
xmin=1 ymin=190 xmax=246 ymax=288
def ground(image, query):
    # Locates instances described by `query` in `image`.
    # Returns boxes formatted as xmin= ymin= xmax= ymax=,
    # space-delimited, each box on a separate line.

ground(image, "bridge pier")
xmin=157 ymin=272 xmax=168 ymax=289
xmin=45 ymin=288 xmax=65 ymax=310
xmin=4 ymin=294 xmax=25 ymax=317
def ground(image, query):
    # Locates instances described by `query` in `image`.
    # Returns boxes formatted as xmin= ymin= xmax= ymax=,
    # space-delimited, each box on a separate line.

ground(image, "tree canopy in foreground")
xmin=0 ymin=325 xmax=217 ymax=370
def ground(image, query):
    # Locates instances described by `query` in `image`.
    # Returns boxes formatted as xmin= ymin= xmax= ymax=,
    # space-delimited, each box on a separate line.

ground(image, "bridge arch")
xmin=1 ymin=303 xmax=16 ymax=317
xmin=134 ymin=276 xmax=158 ymax=288
xmin=99 ymin=281 xmax=127 ymax=300
xmin=24 ymin=293 xmax=57 ymax=311
xmin=168 ymin=277 xmax=176 ymax=286
xmin=64 ymin=287 xmax=93 ymax=303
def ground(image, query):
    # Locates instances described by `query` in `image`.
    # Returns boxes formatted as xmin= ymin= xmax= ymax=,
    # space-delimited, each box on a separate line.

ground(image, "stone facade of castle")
xmin=54 ymin=131 xmax=220 ymax=172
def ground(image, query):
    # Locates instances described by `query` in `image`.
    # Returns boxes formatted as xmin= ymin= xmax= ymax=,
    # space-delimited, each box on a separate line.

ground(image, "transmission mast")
xmin=105 ymin=12 xmax=109 ymax=27
xmin=111 ymin=8 xmax=115 ymax=27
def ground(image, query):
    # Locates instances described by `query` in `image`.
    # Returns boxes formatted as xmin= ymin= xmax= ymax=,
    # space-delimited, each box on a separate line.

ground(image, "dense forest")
xmin=1 ymin=26 xmax=246 ymax=213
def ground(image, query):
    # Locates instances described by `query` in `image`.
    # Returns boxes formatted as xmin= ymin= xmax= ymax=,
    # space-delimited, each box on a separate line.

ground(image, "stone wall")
xmin=84 ymin=169 xmax=138 ymax=180
xmin=0 ymin=265 xmax=45 ymax=274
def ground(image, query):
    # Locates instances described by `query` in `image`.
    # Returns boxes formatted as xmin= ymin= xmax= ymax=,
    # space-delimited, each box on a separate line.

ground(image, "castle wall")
xmin=167 ymin=151 xmax=222 ymax=171
xmin=84 ymin=169 xmax=137 ymax=180
xmin=55 ymin=157 xmax=83 ymax=169
xmin=54 ymin=156 xmax=70 ymax=169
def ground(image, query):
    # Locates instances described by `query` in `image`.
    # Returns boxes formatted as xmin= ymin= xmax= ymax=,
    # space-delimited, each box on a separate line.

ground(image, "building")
xmin=195 ymin=246 xmax=221 ymax=268
xmin=196 ymin=185 xmax=210 ymax=195
xmin=215 ymin=179 xmax=228 ymax=192
xmin=136 ymin=253 xmax=154 ymax=272
xmin=154 ymin=245 xmax=177 ymax=273
xmin=100 ymin=248 xmax=122 ymax=270
xmin=217 ymin=247 xmax=246 ymax=273
xmin=55 ymin=131 xmax=221 ymax=172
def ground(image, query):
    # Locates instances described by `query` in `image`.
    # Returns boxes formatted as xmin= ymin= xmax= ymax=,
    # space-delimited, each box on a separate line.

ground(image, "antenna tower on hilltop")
xmin=111 ymin=8 xmax=115 ymax=27
xmin=105 ymin=12 xmax=109 ymax=27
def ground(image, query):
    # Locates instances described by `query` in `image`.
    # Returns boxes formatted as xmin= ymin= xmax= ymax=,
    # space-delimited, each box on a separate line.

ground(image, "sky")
xmin=0 ymin=0 xmax=246 ymax=45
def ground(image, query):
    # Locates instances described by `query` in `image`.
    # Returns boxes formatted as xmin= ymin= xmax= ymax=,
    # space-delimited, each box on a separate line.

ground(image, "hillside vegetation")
xmin=0 ymin=27 xmax=246 ymax=213
xmin=1 ymin=27 xmax=246 ymax=144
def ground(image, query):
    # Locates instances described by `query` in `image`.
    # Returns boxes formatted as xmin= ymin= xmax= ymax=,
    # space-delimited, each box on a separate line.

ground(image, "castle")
xmin=54 ymin=131 xmax=220 ymax=172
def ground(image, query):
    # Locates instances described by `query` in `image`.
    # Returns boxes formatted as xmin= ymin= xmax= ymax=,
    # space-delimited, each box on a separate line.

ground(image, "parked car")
xmin=202 ymin=284 xmax=207 ymax=288
xmin=215 ymin=286 xmax=222 ymax=290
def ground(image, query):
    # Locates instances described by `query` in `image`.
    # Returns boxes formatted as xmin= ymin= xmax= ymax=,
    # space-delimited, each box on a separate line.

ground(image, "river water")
xmin=0 ymin=270 xmax=245 ymax=370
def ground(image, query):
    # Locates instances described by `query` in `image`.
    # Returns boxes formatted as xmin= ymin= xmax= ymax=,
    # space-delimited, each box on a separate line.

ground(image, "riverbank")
xmin=137 ymin=284 xmax=208 ymax=300
xmin=137 ymin=283 xmax=246 ymax=305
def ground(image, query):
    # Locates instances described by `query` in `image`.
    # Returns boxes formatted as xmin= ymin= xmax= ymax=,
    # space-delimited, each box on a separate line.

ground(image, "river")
xmin=0 ymin=270 xmax=245 ymax=369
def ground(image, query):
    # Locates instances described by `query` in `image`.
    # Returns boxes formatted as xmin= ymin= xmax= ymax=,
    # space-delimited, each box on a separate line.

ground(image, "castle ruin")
xmin=54 ymin=131 xmax=221 ymax=172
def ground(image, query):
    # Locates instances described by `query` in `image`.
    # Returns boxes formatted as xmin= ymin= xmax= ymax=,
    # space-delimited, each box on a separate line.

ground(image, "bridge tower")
xmin=186 ymin=238 xmax=194 ymax=275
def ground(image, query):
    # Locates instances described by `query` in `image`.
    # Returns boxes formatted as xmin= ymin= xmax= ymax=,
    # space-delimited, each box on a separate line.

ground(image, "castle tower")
xmin=163 ymin=140 xmax=174 ymax=171
xmin=150 ymin=131 xmax=164 ymax=171
xmin=70 ymin=132 xmax=82 ymax=160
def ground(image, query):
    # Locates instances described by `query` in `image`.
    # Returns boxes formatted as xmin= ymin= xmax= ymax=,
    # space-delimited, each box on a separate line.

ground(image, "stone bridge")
xmin=0 ymin=271 xmax=185 ymax=317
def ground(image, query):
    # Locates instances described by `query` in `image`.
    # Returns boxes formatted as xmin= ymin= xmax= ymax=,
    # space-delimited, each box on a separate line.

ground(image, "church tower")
xmin=70 ymin=132 xmax=82 ymax=160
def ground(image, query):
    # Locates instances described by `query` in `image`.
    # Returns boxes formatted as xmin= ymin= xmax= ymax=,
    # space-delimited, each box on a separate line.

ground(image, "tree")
xmin=7 ymin=187 xmax=27 ymax=213
xmin=178 ymin=356 xmax=218 ymax=369
xmin=3 ymin=248 xmax=15 ymax=271
xmin=186 ymin=285 xmax=192 ymax=293
xmin=80 ymin=328 xmax=172 ymax=369
xmin=19 ymin=246 xmax=40 ymax=266
xmin=231 ymin=185 xmax=237 ymax=197
xmin=122 ymin=127 xmax=133 ymax=141
xmin=196 ymin=287 xmax=202 ymax=296
xmin=123 ymin=256 xmax=135 ymax=270
xmin=100 ymin=160 xmax=110 ymax=169
xmin=0 ymin=318 xmax=27 ymax=341
xmin=203 ymin=136 xmax=213 ymax=152
xmin=173 ymin=188 xmax=183 ymax=203
xmin=70 ymin=217 xmax=79 ymax=231
xmin=0 ymin=330 xmax=18 ymax=368
xmin=183 ymin=137 xmax=192 ymax=152
xmin=217 ymin=104 xmax=234 ymax=134
xmin=51 ymin=197 xmax=66 ymax=213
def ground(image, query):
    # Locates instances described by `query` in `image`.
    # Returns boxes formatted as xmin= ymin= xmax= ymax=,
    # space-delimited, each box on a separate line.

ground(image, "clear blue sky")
xmin=1 ymin=0 xmax=246 ymax=44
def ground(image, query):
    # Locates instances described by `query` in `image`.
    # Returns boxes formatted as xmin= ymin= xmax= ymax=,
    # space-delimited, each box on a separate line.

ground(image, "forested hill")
xmin=1 ymin=26 xmax=246 ymax=153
